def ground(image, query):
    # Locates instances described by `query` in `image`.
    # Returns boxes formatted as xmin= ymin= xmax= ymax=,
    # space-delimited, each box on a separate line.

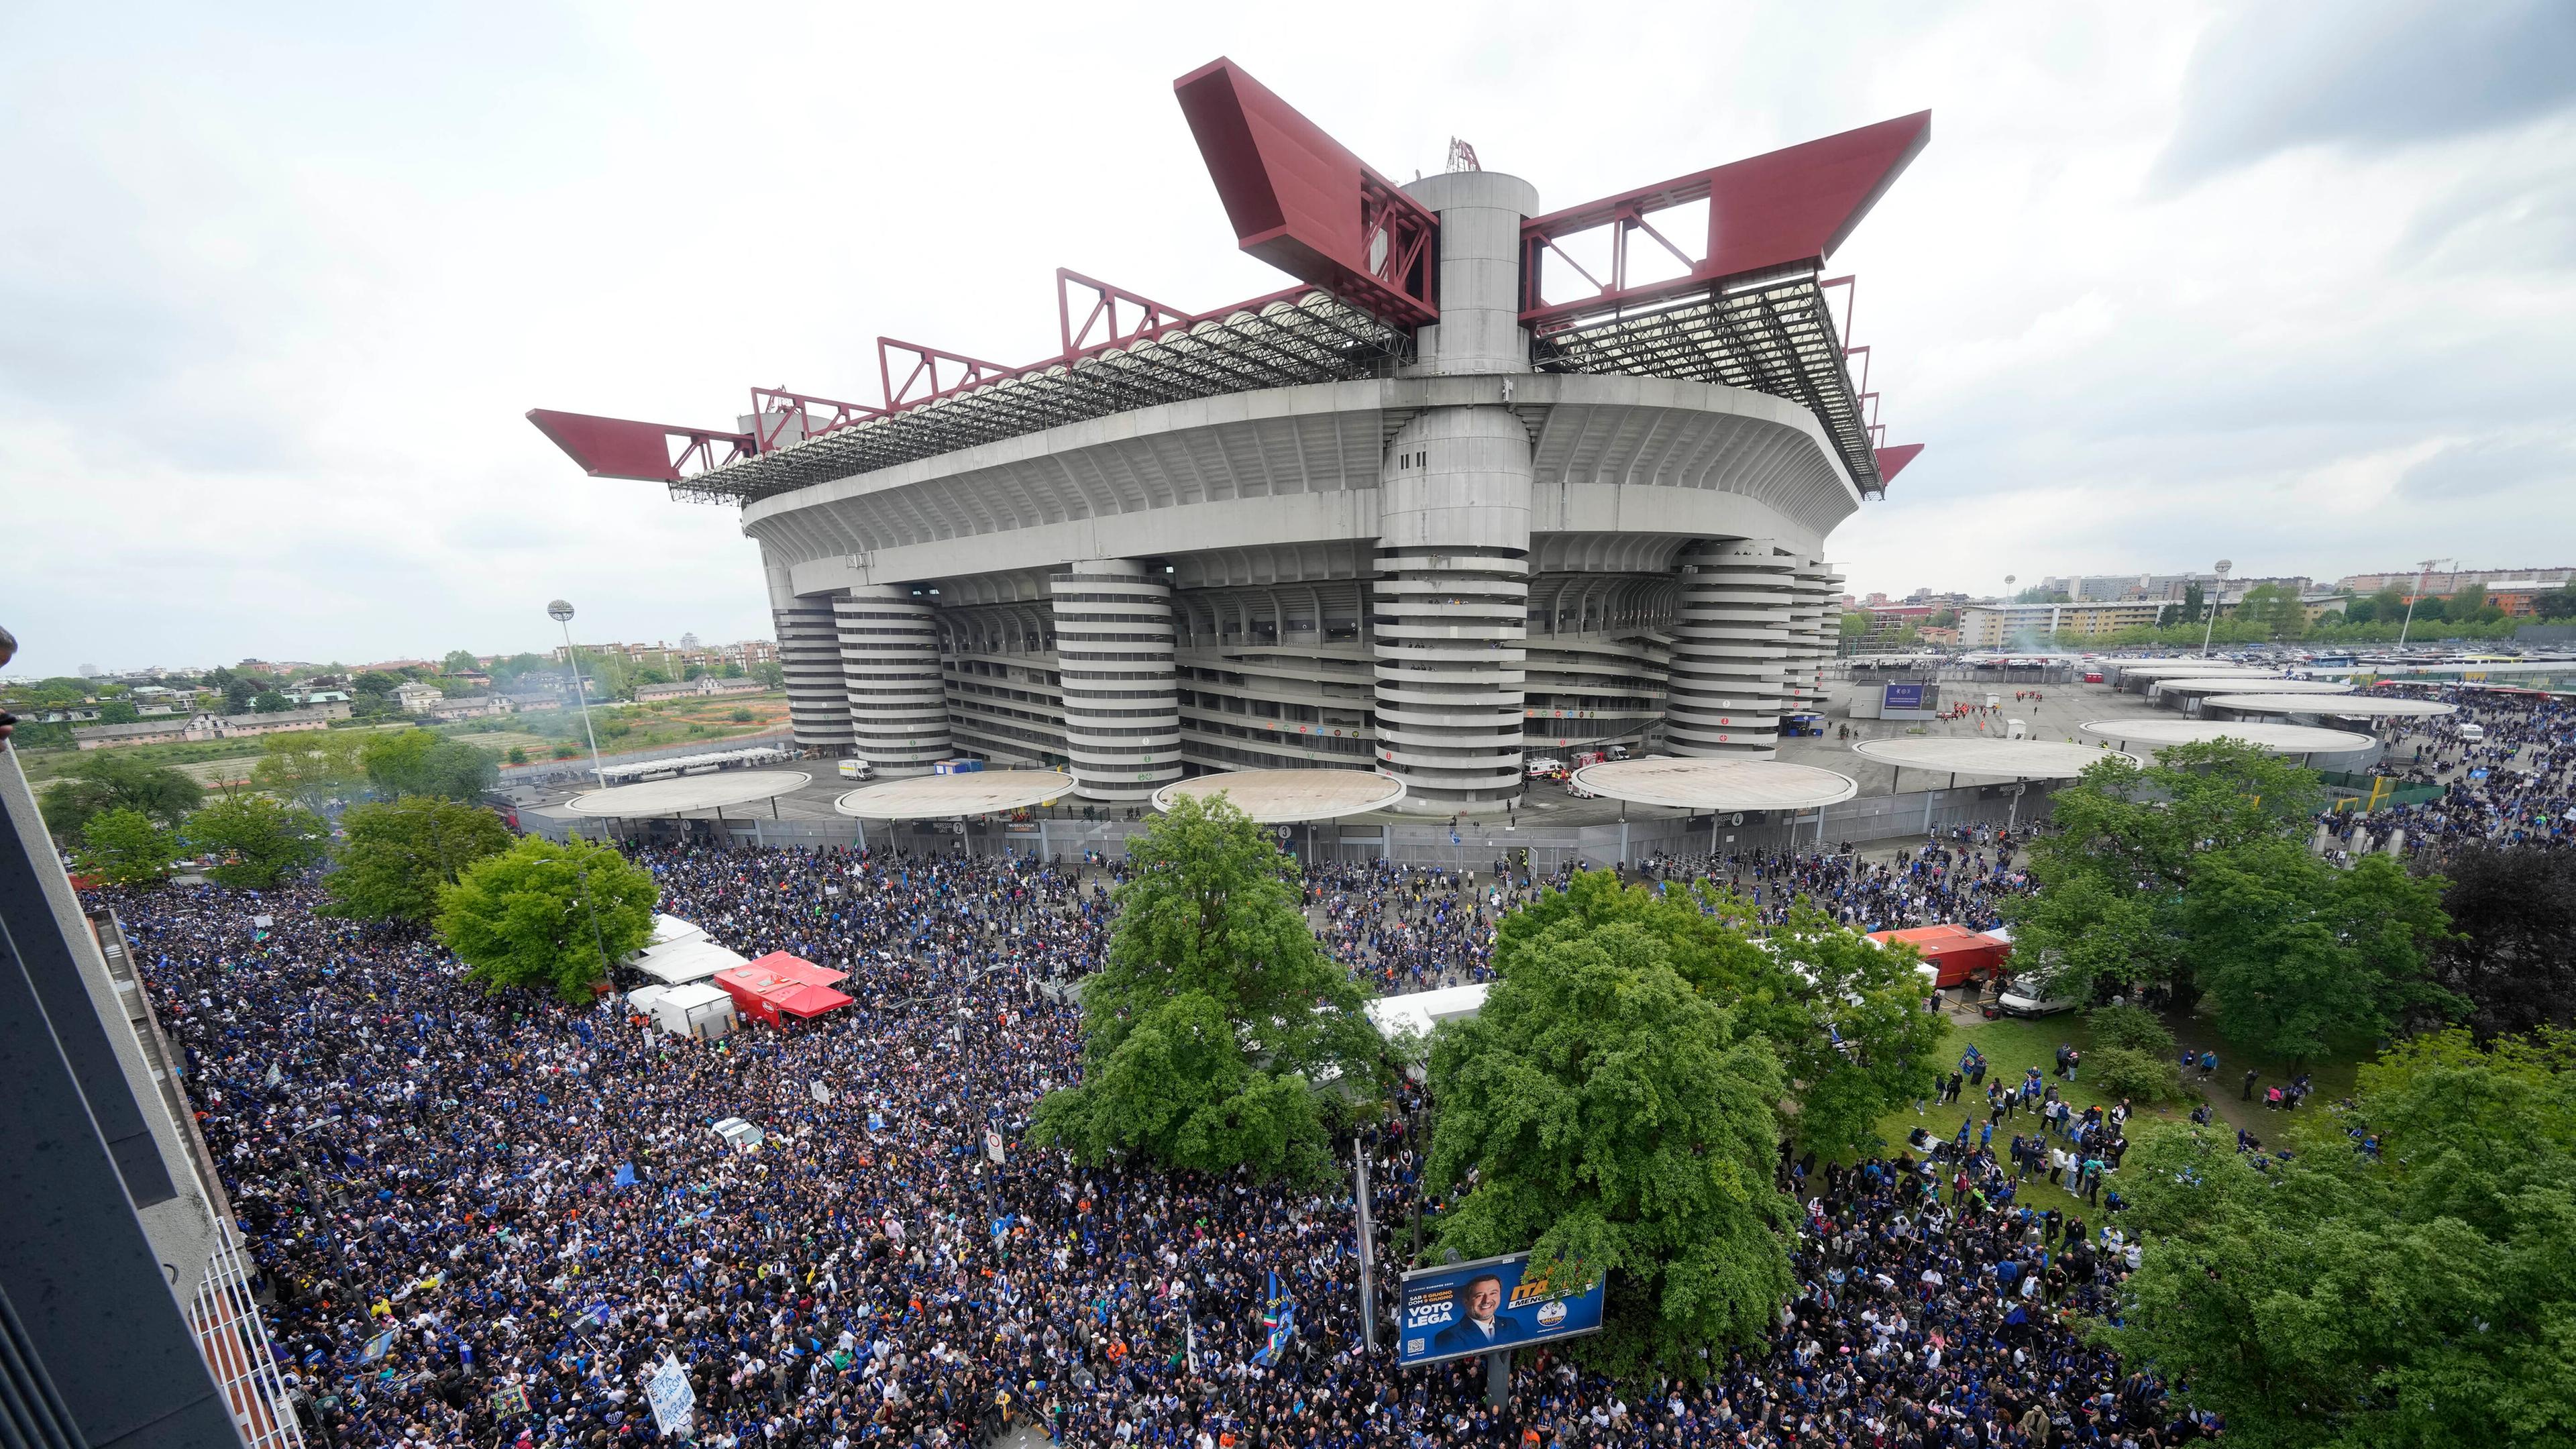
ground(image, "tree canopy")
xmin=2426 ymin=845 xmax=2576 ymax=1040
xmin=2005 ymin=741 xmax=2455 ymax=1058
xmin=1428 ymin=876 xmax=1796 ymax=1379
xmin=248 ymin=729 xmax=368 ymax=807
xmin=1496 ymin=871 xmax=1941 ymax=1158
xmin=75 ymin=808 xmax=180 ymax=887
xmin=38 ymin=752 xmax=205 ymax=838
xmin=321 ymin=796 xmax=514 ymax=923
xmin=436 ymin=835 xmax=657 ymax=1000
xmin=2104 ymin=1028 xmax=2576 ymax=1449
xmin=1031 ymin=796 xmax=1379 ymax=1184
xmin=361 ymin=729 xmax=499 ymax=801
xmin=184 ymin=793 xmax=328 ymax=890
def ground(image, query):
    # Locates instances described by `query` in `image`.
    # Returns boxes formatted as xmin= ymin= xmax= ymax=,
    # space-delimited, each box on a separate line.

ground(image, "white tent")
xmin=1364 ymin=983 xmax=1490 ymax=1042
xmin=631 ymin=936 xmax=747 ymax=987
xmin=625 ymin=984 xmax=669 ymax=1014
xmin=653 ymin=982 xmax=738 ymax=1039
xmin=645 ymin=913 xmax=706 ymax=949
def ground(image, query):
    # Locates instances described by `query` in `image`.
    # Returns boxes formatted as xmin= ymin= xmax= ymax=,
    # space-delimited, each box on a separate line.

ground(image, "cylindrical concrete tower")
xmin=769 ymin=556 xmax=856 ymax=753
xmin=1785 ymin=553 xmax=1839 ymax=714
xmin=833 ymin=586 xmax=952 ymax=774
xmin=1372 ymin=170 xmax=1540 ymax=813
xmin=1664 ymin=539 xmax=1795 ymax=757
xmin=1049 ymin=559 xmax=1183 ymax=803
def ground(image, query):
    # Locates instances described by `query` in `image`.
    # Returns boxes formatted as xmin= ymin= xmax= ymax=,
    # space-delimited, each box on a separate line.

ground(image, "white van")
xmin=838 ymin=759 xmax=874 ymax=781
xmin=2458 ymin=723 xmax=2485 ymax=745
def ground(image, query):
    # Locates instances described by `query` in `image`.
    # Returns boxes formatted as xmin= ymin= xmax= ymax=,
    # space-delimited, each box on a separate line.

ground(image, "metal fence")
xmin=528 ymin=782 xmax=2055 ymax=866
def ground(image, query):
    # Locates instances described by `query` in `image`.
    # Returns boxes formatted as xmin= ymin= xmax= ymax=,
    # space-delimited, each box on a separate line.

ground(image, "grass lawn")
xmin=1849 ymin=1009 xmax=2205 ymax=1219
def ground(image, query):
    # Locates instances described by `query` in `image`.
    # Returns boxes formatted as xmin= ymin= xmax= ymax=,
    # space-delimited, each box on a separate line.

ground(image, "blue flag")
xmin=613 ymin=1163 xmax=637 ymax=1189
xmin=1252 ymin=1270 xmax=1295 ymax=1366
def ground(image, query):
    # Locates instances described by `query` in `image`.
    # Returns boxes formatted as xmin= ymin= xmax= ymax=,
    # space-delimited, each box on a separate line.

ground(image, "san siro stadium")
xmin=532 ymin=60 xmax=1926 ymax=814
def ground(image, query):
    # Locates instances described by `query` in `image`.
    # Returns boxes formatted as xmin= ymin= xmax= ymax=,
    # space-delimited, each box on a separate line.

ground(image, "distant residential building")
xmin=422 ymin=695 xmax=512 ymax=722
xmin=1916 ymin=625 xmax=1960 ymax=646
xmin=2337 ymin=566 xmax=2573 ymax=595
xmin=503 ymin=692 xmax=564 ymax=712
xmin=214 ymin=706 xmax=345 ymax=739
xmin=639 ymin=675 xmax=768 ymax=702
xmin=635 ymin=681 xmax=696 ymax=702
xmin=1959 ymin=600 xmax=2180 ymax=648
xmin=73 ymin=718 xmax=209 ymax=750
xmin=392 ymin=681 xmax=445 ymax=713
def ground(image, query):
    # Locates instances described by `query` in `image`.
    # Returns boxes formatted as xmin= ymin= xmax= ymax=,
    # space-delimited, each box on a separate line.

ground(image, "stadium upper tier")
xmin=532 ymin=58 xmax=1931 ymax=814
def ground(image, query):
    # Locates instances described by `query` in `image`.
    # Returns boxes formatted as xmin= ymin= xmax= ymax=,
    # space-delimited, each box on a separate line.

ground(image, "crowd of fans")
xmin=95 ymin=824 xmax=2179 ymax=1449
xmin=2326 ymin=687 xmax=2575 ymax=860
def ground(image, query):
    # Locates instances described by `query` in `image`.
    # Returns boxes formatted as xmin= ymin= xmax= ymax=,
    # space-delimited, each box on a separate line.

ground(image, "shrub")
xmin=2090 ymin=1044 xmax=2186 ymax=1104
xmin=505 ymin=747 xmax=527 ymax=765
xmin=2086 ymin=1003 xmax=2177 ymax=1058
xmin=729 ymin=708 xmax=755 ymax=723
xmin=551 ymin=743 xmax=580 ymax=760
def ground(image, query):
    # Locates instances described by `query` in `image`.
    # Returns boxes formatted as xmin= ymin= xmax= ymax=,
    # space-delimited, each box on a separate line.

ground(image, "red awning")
xmin=715 ymin=959 xmax=855 ymax=1024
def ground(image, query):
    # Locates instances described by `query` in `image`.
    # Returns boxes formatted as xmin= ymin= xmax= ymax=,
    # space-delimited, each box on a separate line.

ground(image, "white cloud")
xmin=2 ymin=1 xmax=2571 ymax=676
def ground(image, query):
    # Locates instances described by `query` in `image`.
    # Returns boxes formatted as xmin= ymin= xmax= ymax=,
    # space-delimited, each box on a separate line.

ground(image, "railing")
xmin=187 ymin=1221 xmax=305 ymax=1449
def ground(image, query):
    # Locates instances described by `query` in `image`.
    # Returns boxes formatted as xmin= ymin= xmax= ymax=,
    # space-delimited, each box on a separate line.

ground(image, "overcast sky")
xmin=5 ymin=2 xmax=2573 ymax=677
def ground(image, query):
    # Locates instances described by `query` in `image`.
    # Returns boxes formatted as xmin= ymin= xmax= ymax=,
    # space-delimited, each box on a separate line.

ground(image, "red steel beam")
xmin=1059 ymin=269 xmax=1191 ymax=355
xmin=1875 ymin=443 xmax=1924 ymax=486
xmin=526 ymin=408 xmax=754 ymax=482
xmin=1520 ymin=111 xmax=1929 ymax=329
xmin=1173 ymin=58 xmax=1438 ymax=329
xmin=748 ymin=388 xmax=883 ymax=453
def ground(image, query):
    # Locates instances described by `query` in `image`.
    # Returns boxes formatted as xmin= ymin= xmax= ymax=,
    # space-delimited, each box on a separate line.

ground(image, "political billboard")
xmin=1395 ymin=1252 xmax=1607 ymax=1368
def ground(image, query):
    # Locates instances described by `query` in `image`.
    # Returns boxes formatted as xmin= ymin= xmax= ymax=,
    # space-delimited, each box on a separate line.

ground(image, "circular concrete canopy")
xmin=2153 ymin=677 xmax=2353 ymax=696
xmin=2207 ymin=694 xmax=2457 ymax=719
xmin=566 ymin=770 xmax=812 ymax=818
xmin=1151 ymin=769 xmax=1406 ymax=824
xmin=833 ymin=770 xmax=1075 ymax=820
xmin=1572 ymin=757 xmax=1858 ymax=812
xmin=1851 ymin=738 xmax=2135 ymax=780
xmin=2109 ymin=663 xmax=2281 ymax=679
xmin=2080 ymin=719 xmax=2376 ymax=753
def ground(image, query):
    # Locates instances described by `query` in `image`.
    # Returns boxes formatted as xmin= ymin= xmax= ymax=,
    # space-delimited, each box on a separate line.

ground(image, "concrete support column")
xmin=833 ymin=586 xmax=951 ymax=775
xmin=1664 ymin=539 xmax=1795 ymax=758
xmin=773 ymin=588 xmax=856 ymax=754
xmin=1049 ymin=560 xmax=1183 ymax=803
xmin=1374 ymin=408 xmax=1531 ymax=812
xmin=1785 ymin=554 xmax=1841 ymax=714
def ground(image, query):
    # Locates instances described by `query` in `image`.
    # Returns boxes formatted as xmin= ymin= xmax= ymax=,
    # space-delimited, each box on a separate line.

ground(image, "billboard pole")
xmin=1354 ymin=1134 xmax=1379 ymax=1353
xmin=1487 ymin=1348 xmax=1511 ymax=1407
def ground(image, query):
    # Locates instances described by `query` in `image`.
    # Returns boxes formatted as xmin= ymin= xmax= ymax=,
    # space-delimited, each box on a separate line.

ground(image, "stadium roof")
xmin=529 ymin=60 xmax=1923 ymax=506
xmin=650 ymin=290 xmax=1406 ymax=506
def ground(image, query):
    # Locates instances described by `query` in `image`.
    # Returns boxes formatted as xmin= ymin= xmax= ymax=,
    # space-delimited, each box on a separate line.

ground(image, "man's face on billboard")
xmin=1466 ymin=1277 xmax=1502 ymax=1324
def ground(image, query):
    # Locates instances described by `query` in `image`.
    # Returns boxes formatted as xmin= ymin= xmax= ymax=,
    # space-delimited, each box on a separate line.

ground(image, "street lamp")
xmin=549 ymin=600 xmax=608 ymax=788
xmin=2396 ymin=558 xmax=2449 ymax=651
xmin=2200 ymin=560 xmax=2231 ymax=657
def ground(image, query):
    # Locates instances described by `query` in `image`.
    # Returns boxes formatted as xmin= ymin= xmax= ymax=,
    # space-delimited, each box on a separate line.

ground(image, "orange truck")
xmin=1865 ymin=923 xmax=2011 ymax=989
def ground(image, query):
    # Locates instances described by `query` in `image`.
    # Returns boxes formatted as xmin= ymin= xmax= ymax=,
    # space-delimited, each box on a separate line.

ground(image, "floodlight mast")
xmin=549 ymin=600 xmax=608 ymax=788
xmin=2396 ymin=559 xmax=2448 ymax=650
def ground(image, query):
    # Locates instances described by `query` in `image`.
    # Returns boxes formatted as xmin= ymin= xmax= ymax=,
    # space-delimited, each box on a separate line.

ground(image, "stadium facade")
xmin=533 ymin=60 xmax=1927 ymax=813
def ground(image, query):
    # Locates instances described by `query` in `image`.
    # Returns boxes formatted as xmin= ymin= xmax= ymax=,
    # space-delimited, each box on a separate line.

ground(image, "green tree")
xmin=441 ymin=649 xmax=480 ymax=675
xmin=2180 ymin=581 xmax=2206 ymax=625
xmin=38 ymin=752 xmax=205 ymax=837
xmin=1031 ymin=796 xmax=1379 ymax=1183
xmin=2005 ymin=741 xmax=2326 ymax=1006
xmin=751 ymin=661 xmax=785 ymax=689
xmin=360 ymin=729 xmax=498 ymax=800
xmin=184 ymin=794 xmax=327 ymax=890
xmin=97 ymin=699 xmax=142 ymax=724
xmin=74 ymin=808 xmax=181 ymax=886
xmin=436 ymin=835 xmax=657 ymax=1000
xmin=2180 ymin=841 xmax=2458 ymax=1061
xmin=322 ymin=797 xmax=513 ymax=923
xmin=222 ymin=677 xmax=258 ymax=713
xmin=1839 ymin=610 xmax=1870 ymax=639
xmin=249 ymin=690 xmax=292 ymax=713
xmin=2103 ymin=1028 xmax=2576 ymax=1449
xmin=2534 ymin=587 xmax=2576 ymax=621
xmin=2449 ymin=582 xmax=2488 ymax=619
xmin=1427 ymin=889 xmax=1796 ymax=1378
xmin=248 ymin=730 xmax=366 ymax=806
xmin=1497 ymin=871 xmax=1940 ymax=1158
